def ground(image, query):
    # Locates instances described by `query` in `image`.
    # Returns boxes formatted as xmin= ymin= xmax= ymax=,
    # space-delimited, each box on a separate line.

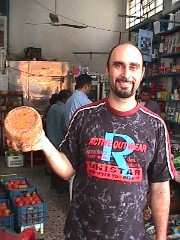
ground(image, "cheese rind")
xmin=4 ymin=106 xmax=43 ymax=147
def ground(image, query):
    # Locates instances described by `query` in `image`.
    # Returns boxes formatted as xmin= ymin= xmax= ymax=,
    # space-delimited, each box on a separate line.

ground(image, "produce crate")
xmin=3 ymin=177 xmax=31 ymax=198
xmin=0 ymin=184 xmax=5 ymax=199
xmin=9 ymin=188 xmax=46 ymax=227
xmin=16 ymin=223 xmax=44 ymax=235
xmin=6 ymin=155 xmax=24 ymax=167
xmin=0 ymin=199 xmax=14 ymax=231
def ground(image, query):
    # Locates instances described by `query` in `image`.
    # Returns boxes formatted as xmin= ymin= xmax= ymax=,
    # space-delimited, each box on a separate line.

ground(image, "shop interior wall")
xmin=8 ymin=1 xmax=180 ymax=73
xmin=8 ymin=0 xmax=128 ymax=73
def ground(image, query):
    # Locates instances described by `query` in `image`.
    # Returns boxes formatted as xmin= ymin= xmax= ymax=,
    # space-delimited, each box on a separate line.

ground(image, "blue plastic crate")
xmin=0 ymin=184 xmax=5 ymax=199
xmin=3 ymin=177 xmax=31 ymax=198
xmin=0 ymin=192 xmax=5 ymax=199
xmin=9 ymin=188 xmax=46 ymax=227
xmin=0 ymin=199 xmax=14 ymax=231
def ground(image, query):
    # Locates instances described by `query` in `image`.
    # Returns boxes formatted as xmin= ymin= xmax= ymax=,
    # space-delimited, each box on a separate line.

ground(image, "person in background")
xmin=42 ymin=93 xmax=59 ymax=135
xmin=46 ymin=89 xmax=71 ymax=148
xmin=139 ymin=84 xmax=161 ymax=115
xmin=64 ymin=73 xmax=93 ymax=130
xmin=63 ymin=74 xmax=93 ymax=200
xmin=43 ymin=93 xmax=59 ymax=175
xmin=46 ymin=89 xmax=71 ymax=193
xmin=7 ymin=43 xmax=177 ymax=240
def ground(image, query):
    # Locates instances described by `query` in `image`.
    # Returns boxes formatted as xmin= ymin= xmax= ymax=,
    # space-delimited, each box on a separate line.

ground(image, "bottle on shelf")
xmin=159 ymin=36 xmax=165 ymax=54
xmin=159 ymin=61 xmax=165 ymax=74
xmin=165 ymin=101 xmax=180 ymax=123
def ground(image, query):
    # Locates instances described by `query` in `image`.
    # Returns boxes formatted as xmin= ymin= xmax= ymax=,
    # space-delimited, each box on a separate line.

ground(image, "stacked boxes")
xmin=3 ymin=177 xmax=31 ymax=197
xmin=0 ymin=183 xmax=5 ymax=199
xmin=0 ymin=199 xmax=14 ymax=230
xmin=0 ymin=176 xmax=46 ymax=235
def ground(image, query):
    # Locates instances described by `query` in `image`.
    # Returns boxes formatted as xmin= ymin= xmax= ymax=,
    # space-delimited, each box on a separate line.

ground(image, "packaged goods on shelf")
xmin=145 ymin=214 xmax=180 ymax=240
xmin=173 ymin=156 xmax=180 ymax=169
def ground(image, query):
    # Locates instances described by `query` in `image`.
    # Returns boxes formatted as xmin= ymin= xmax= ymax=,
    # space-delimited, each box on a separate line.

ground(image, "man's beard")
xmin=109 ymin=78 xmax=135 ymax=98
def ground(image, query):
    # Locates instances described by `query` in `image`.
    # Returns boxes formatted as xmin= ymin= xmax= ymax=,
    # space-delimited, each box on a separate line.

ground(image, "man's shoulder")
xmin=76 ymin=98 xmax=106 ymax=113
xmin=144 ymin=99 xmax=161 ymax=115
xmin=150 ymin=99 xmax=159 ymax=105
xmin=146 ymin=99 xmax=159 ymax=108
xmin=68 ymin=91 xmax=91 ymax=105
xmin=49 ymin=102 xmax=64 ymax=111
xmin=66 ymin=91 xmax=80 ymax=103
xmin=74 ymin=90 xmax=88 ymax=99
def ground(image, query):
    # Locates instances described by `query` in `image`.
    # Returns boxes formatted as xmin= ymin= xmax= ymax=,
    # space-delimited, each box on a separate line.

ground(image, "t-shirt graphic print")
xmin=86 ymin=132 xmax=146 ymax=182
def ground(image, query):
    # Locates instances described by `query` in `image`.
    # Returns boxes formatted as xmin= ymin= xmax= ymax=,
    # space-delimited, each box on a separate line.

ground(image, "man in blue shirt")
xmin=64 ymin=74 xmax=93 ymax=130
xmin=64 ymin=74 xmax=93 ymax=200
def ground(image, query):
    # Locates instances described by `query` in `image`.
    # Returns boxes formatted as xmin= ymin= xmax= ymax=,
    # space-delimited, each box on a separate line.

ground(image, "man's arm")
xmin=150 ymin=181 xmax=170 ymax=240
xmin=7 ymin=131 xmax=75 ymax=180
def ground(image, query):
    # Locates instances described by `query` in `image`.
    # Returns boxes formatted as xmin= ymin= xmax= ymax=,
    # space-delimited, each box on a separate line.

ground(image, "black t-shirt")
xmin=60 ymin=98 xmax=175 ymax=240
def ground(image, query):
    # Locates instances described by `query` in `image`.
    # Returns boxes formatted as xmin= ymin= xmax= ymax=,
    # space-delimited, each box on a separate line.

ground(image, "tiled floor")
xmin=0 ymin=155 xmax=70 ymax=240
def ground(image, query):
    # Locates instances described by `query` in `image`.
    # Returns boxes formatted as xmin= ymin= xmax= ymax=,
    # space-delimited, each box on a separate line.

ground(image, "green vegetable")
xmin=5 ymin=148 xmax=22 ymax=156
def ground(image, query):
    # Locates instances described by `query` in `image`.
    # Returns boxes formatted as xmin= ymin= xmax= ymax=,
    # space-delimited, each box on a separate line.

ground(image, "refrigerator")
xmin=89 ymin=81 xmax=100 ymax=102
xmin=100 ymin=82 xmax=110 ymax=99
xmin=7 ymin=60 xmax=72 ymax=114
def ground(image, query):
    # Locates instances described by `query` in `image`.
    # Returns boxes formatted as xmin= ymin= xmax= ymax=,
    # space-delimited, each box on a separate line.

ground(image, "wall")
xmin=8 ymin=0 xmax=128 ymax=73
xmin=6 ymin=0 xmax=180 ymax=73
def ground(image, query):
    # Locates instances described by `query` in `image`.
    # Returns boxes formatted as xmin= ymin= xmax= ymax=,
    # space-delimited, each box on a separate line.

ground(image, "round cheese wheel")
xmin=4 ymin=106 xmax=43 ymax=147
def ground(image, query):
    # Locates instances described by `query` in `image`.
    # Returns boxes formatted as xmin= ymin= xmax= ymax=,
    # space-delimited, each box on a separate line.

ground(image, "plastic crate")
xmin=0 ymin=192 xmax=5 ymax=199
xmin=0 ymin=184 xmax=5 ymax=199
xmin=6 ymin=155 xmax=24 ymax=167
xmin=3 ymin=177 xmax=31 ymax=198
xmin=9 ymin=188 xmax=46 ymax=227
xmin=17 ymin=223 xmax=44 ymax=235
xmin=0 ymin=199 xmax=14 ymax=231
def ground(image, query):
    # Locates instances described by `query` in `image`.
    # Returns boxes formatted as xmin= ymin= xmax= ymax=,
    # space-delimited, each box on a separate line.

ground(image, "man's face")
xmin=85 ymin=84 xmax=92 ymax=95
xmin=106 ymin=44 xmax=145 ymax=99
xmin=141 ymin=92 xmax=150 ymax=102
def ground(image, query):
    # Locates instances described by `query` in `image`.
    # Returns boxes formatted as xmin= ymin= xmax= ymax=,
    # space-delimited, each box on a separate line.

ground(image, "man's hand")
xmin=6 ymin=129 xmax=75 ymax=180
xmin=6 ymin=130 xmax=47 ymax=152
